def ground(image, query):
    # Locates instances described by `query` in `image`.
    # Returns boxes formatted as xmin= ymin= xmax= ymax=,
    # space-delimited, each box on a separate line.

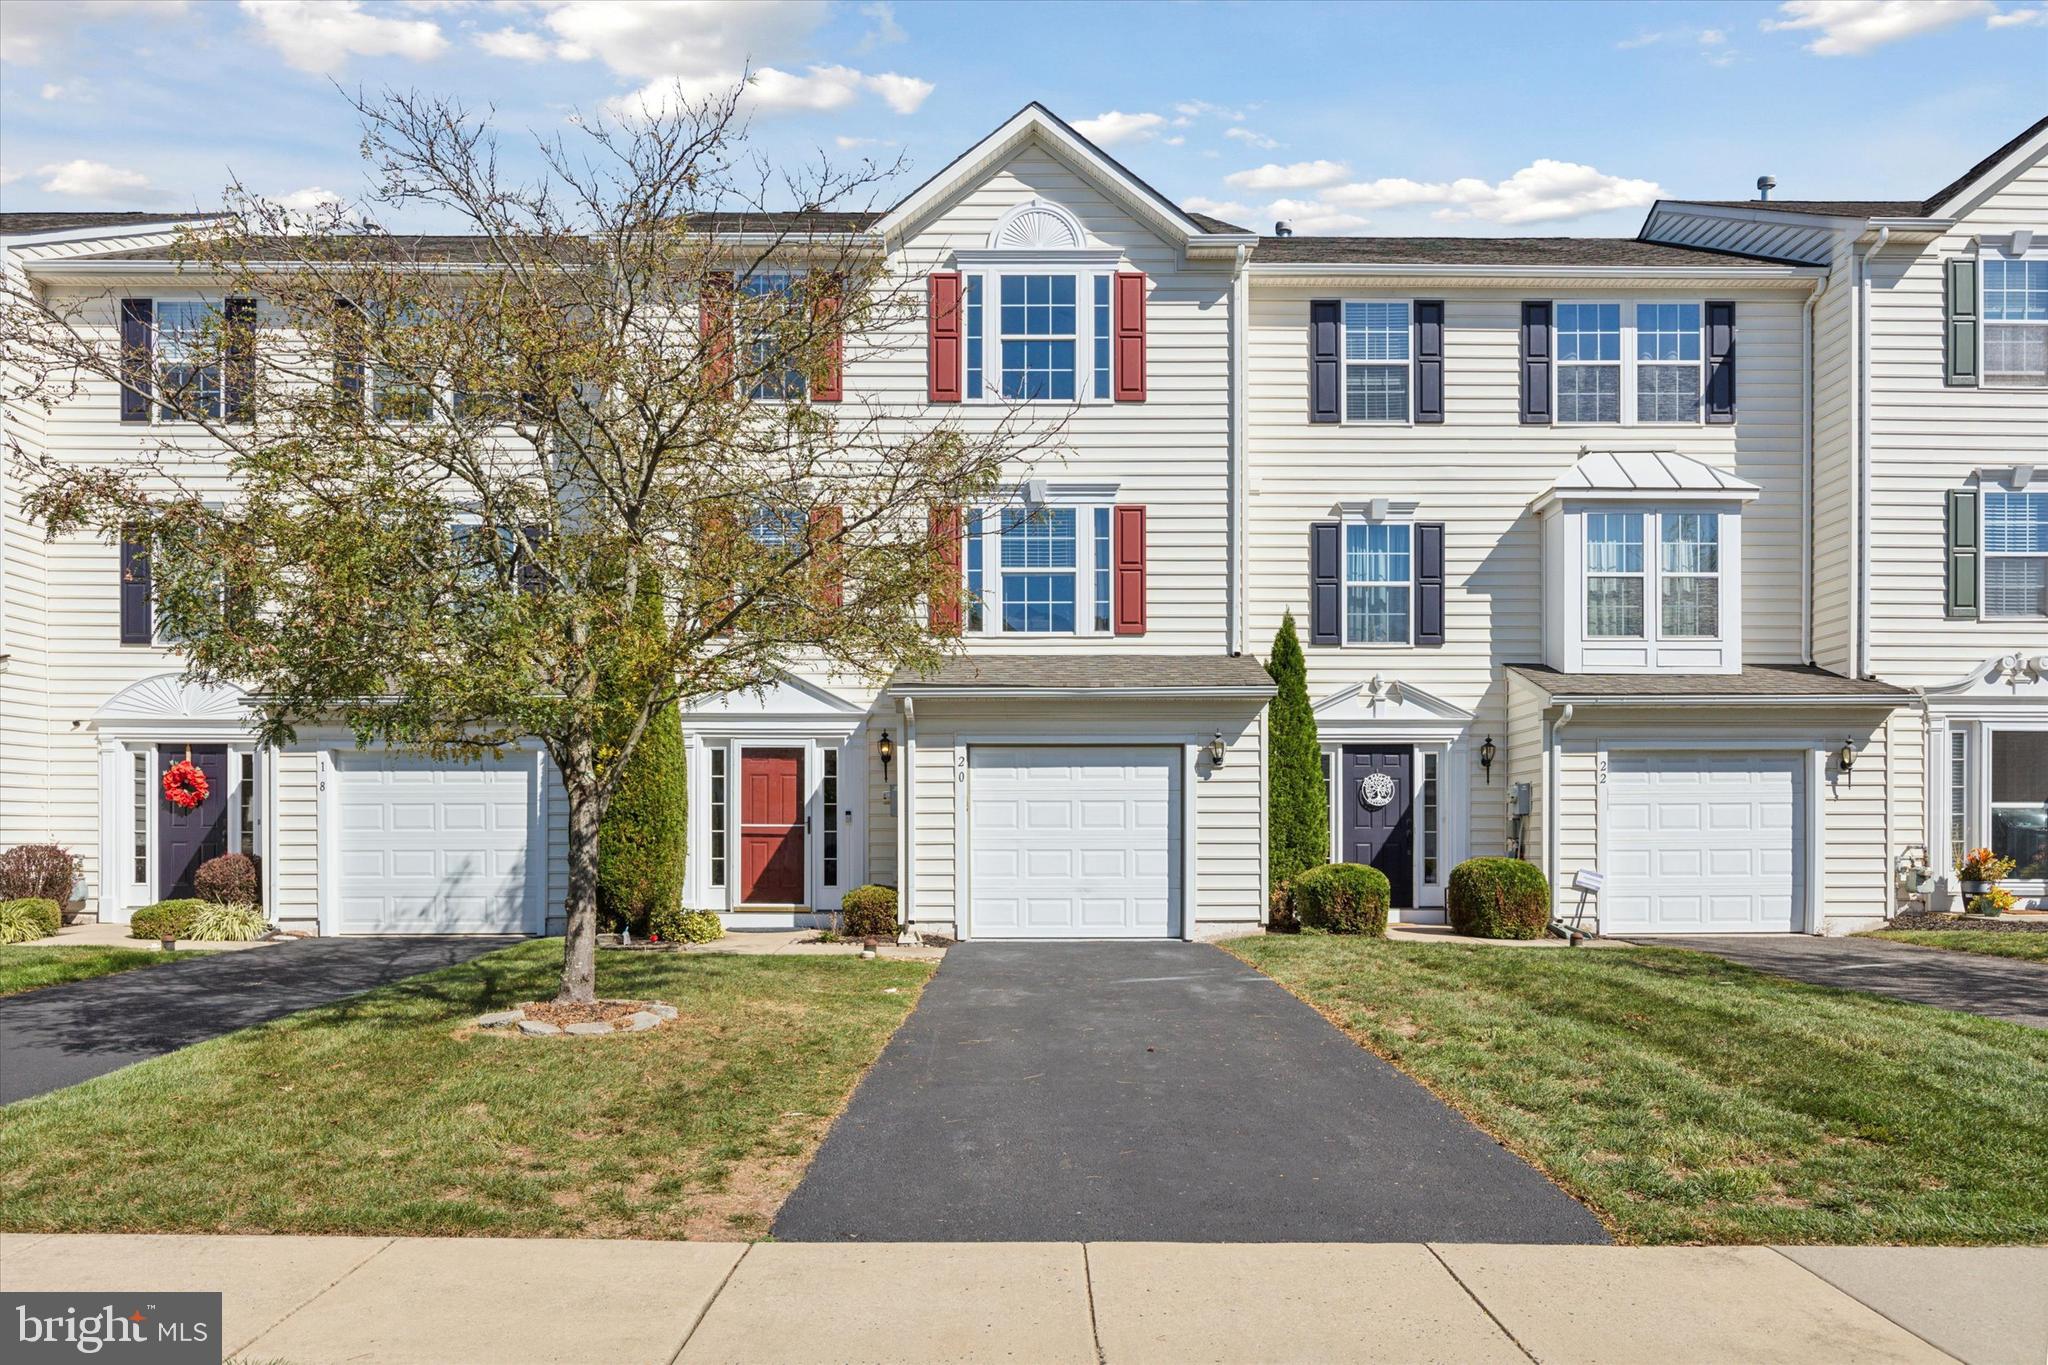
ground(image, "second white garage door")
xmin=1604 ymin=752 xmax=1804 ymax=934
xmin=334 ymin=751 xmax=539 ymax=934
xmin=969 ymin=746 xmax=1180 ymax=939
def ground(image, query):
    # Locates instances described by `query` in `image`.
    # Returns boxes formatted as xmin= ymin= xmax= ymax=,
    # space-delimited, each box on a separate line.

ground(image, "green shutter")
xmin=1945 ymin=488 xmax=1979 ymax=619
xmin=1945 ymin=258 xmax=1979 ymax=388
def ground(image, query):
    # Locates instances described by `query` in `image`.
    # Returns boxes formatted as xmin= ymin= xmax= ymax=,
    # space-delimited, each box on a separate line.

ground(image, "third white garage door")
xmin=969 ymin=746 xmax=1180 ymax=938
xmin=1604 ymin=752 xmax=1805 ymax=934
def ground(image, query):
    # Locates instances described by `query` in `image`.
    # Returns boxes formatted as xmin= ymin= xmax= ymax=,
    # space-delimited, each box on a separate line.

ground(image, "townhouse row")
xmin=2 ymin=106 xmax=2043 ymax=942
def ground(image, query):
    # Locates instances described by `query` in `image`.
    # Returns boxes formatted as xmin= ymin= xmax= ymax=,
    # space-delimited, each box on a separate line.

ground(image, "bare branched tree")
xmin=4 ymin=84 xmax=1048 ymax=1001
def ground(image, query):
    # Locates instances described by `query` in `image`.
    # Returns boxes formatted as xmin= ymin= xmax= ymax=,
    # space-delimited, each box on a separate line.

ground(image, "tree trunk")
xmin=558 ymin=751 xmax=603 ymax=1004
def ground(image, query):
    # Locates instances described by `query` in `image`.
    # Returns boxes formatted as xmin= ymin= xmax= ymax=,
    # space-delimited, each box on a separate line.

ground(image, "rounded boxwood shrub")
xmin=0 ymin=844 xmax=82 ymax=912
xmin=129 ymin=898 xmax=209 ymax=942
xmin=1291 ymin=863 xmax=1391 ymax=936
xmin=1446 ymin=857 xmax=1551 ymax=940
xmin=646 ymin=905 xmax=723 ymax=943
xmin=186 ymin=902 xmax=270 ymax=942
xmin=194 ymin=852 xmax=260 ymax=906
xmin=839 ymin=885 xmax=898 ymax=940
xmin=0 ymin=898 xmax=62 ymax=944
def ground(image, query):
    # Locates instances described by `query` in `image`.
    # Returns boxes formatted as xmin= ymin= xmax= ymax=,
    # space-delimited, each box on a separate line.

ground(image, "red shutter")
xmin=1112 ymin=504 xmax=1147 ymax=635
xmin=928 ymin=272 xmax=962 ymax=404
xmin=813 ymin=505 xmax=844 ymax=608
xmin=1113 ymin=271 xmax=1147 ymax=403
xmin=699 ymin=277 xmax=733 ymax=388
xmin=928 ymin=505 xmax=963 ymax=633
xmin=813 ymin=278 xmax=843 ymax=403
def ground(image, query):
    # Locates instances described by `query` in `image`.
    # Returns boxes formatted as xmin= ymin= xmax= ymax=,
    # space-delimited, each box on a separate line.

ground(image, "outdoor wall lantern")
xmin=1479 ymin=735 xmax=1496 ymax=783
xmin=1837 ymin=739 xmax=1857 ymax=773
xmin=1208 ymin=731 xmax=1227 ymax=766
xmin=877 ymin=730 xmax=895 ymax=780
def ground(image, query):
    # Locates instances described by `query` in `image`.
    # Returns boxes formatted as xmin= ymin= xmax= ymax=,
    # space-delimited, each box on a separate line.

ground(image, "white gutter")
xmin=1530 ymin=694 xmax=1905 ymax=709
xmin=1543 ymin=703 xmax=1575 ymax=906
xmin=1800 ymin=267 xmax=1834 ymax=664
xmin=1227 ymin=242 xmax=1250 ymax=656
xmin=887 ymin=685 xmax=1275 ymax=701
xmin=1855 ymin=226 xmax=1890 ymax=678
xmin=1245 ymin=263 xmax=1823 ymax=281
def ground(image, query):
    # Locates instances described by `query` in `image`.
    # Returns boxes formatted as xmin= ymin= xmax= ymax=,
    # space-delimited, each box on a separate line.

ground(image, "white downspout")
xmin=1543 ymin=702 xmax=1575 ymax=911
xmin=1855 ymin=226 xmax=1890 ymax=678
xmin=1227 ymin=243 xmax=1250 ymax=656
xmin=897 ymin=696 xmax=916 ymax=933
xmin=1800 ymin=269 xmax=1832 ymax=664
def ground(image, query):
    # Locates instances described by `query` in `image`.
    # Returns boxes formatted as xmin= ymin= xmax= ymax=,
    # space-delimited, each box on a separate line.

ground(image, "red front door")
xmin=740 ymin=748 xmax=805 ymax=904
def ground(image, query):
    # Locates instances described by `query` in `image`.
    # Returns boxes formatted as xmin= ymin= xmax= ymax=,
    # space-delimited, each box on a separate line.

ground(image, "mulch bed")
xmin=1889 ymin=910 xmax=2048 ymax=935
xmin=517 ymin=999 xmax=661 ymax=1027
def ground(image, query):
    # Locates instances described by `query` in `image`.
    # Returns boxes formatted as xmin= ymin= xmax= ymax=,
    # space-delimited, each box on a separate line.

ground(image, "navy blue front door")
xmin=158 ymin=745 xmax=230 ymax=900
xmin=1342 ymin=746 xmax=1413 ymax=907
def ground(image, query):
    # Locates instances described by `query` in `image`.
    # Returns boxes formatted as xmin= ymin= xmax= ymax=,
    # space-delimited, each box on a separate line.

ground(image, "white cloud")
xmin=1174 ymin=99 xmax=1246 ymax=122
xmin=1224 ymin=127 xmax=1280 ymax=151
xmin=1312 ymin=159 xmax=1662 ymax=225
xmin=1073 ymin=111 xmax=1167 ymax=146
xmin=1163 ymin=136 xmax=1185 ymax=147
xmin=0 ymin=164 xmax=22 ymax=187
xmin=1225 ymin=160 xmax=1350 ymax=191
xmin=36 ymin=158 xmax=156 ymax=202
xmin=240 ymin=0 xmax=446 ymax=74
xmin=271 ymin=186 xmax=344 ymax=213
xmin=476 ymin=27 xmax=550 ymax=61
xmin=1619 ymin=24 xmax=1738 ymax=63
xmin=1266 ymin=197 xmax=1371 ymax=234
xmin=856 ymin=1 xmax=905 ymax=49
xmin=1763 ymin=0 xmax=1992 ymax=55
xmin=864 ymin=71 xmax=933 ymax=114
xmin=1180 ymin=195 xmax=1252 ymax=222
xmin=610 ymin=64 xmax=929 ymax=121
xmin=1 ymin=0 xmax=187 ymax=64
xmin=835 ymin=135 xmax=894 ymax=151
xmin=541 ymin=0 xmax=826 ymax=79
xmin=1987 ymin=3 xmax=2046 ymax=24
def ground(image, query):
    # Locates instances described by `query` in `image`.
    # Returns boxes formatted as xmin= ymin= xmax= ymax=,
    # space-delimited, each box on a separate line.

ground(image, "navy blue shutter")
xmin=1309 ymin=299 xmax=1341 ymax=424
xmin=1519 ymin=301 xmax=1552 ymax=425
xmin=335 ymin=299 xmax=364 ymax=406
xmin=119 ymin=528 xmax=152 ymax=644
xmin=518 ymin=525 xmax=546 ymax=594
xmin=1704 ymin=301 xmax=1736 ymax=424
xmin=1310 ymin=521 xmax=1341 ymax=645
xmin=119 ymin=298 xmax=152 ymax=422
xmin=224 ymin=297 xmax=256 ymax=421
xmin=1413 ymin=522 xmax=1445 ymax=646
xmin=1414 ymin=300 xmax=1444 ymax=423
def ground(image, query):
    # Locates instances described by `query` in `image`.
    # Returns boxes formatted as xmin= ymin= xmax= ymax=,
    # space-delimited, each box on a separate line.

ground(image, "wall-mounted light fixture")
xmin=1837 ymin=738 xmax=1857 ymax=773
xmin=877 ymin=729 xmax=895 ymax=780
xmin=1207 ymin=731 xmax=1227 ymax=766
xmin=1480 ymin=735 xmax=1496 ymax=783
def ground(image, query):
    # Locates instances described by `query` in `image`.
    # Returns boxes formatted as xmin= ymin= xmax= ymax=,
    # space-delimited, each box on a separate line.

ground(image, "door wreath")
xmin=162 ymin=758 xmax=210 ymax=810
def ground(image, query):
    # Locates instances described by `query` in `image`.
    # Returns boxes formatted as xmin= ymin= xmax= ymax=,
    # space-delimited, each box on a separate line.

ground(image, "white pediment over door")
xmin=684 ymin=673 xmax=865 ymax=718
xmin=1314 ymin=675 xmax=1473 ymax=742
xmin=93 ymin=673 xmax=251 ymax=725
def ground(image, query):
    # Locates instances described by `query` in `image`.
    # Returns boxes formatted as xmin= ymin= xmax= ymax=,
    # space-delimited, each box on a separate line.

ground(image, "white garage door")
xmin=1605 ymin=753 xmax=1804 ymax=934
xmin=969 ymin=746 xmax=1180 ymax=939
xmin=335 ymin=752 xmax=537 ymax=934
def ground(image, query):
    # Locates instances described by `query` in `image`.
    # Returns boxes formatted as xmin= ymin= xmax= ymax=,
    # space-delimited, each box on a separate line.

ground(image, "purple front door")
xmin=158 ymin=745 xmax=230 ymax=900
xmin=1341 ymin=745 xmax=1414 ymax=908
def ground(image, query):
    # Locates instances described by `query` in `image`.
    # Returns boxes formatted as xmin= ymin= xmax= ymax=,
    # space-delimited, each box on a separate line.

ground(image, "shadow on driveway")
xmin=0 ymin=936 xmax=520 ymax=1104
xmin=773 ymin=941 xmax=1609 ymax=1244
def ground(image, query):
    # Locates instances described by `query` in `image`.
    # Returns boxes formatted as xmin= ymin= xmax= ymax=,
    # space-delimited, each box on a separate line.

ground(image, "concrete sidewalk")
xmin=2 ymin=1235 xmax=2040 ymax=1364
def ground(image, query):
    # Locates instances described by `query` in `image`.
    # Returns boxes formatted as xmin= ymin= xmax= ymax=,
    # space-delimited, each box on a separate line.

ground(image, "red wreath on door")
xmin=162 ymin=758 xmax=210 ymax=810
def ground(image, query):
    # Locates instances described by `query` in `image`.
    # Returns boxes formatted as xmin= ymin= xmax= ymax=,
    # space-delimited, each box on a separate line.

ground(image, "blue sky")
xmin=2 ymin=1 xmax=2044 ymax=237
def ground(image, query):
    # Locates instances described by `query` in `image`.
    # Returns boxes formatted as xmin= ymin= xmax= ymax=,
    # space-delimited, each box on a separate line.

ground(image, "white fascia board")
xmin=1644 ymin=199 xmax=1881 ymax=228
xmin=1246 ymin=262 xmax=1823 ymax=286
xmin=1534 ymin=692 xmax=1906 ymax=709
xmin=886 ymin=685 xmax=1276 ymax=701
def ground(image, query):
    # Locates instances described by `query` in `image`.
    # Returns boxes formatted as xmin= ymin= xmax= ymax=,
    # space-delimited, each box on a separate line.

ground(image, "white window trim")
xmin=1581 ymin=508 xmax=1724 ymax=644
xmin=1338 ymin=515 xmax=1416 ymax=648
xmin=737 ymin=267 xmax=810 ymax=403
xmin=1338 ymin=297 xmax=1414 ymax=426
xmin=1553 ymin=298 xmax=1708 ymax=427
xmin=1980 ymin=485 xmax=2048 ymax=620
xmin=1979 ymin=248 xmax=2048 ymax=391
xmin=147 ymin=293 xmax=226 ymax=425
xmin=966 ymin=499 xmax=1114 ymax=637
xmin=959 ymin=262 xmax=1121 ymax=407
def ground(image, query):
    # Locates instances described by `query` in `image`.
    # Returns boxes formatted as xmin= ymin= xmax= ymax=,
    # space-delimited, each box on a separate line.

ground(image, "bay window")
xmin=1584 ymin=510 xmax=1721 ymax=641
xmin=1659 ymin=513 xmax=1720 ymax=637
xmin=1343 ymin=301 xmax=1411 ymax=422
xmin=1983 ymin=489 xmax=2048 ymax=618
xmin=1982 ymin=256 xmax=2048 ymax=388
xmin=1585 ymin=512 xmax=1645 ymax=637
xmin=1343 ymin=522 xmax=1412 ymax=644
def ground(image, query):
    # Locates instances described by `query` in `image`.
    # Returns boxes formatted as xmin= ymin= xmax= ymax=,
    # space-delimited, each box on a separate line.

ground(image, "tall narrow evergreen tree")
xmin=596 ymin=573 xmax=686 ymax=933
xmin=1267 ymin=611 xmax=1325 ymax=885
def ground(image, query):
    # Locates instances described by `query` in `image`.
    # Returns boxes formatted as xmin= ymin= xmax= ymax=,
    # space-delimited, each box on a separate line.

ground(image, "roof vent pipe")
xmin=1756 ymin=175 xmax=1776 ymax=202
xmin=1273 ymin=220 xmax=1293 ymax=237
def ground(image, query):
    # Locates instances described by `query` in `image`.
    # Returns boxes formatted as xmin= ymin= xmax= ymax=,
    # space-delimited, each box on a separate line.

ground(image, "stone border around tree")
xmin=472 ymin=1002 xmax=679 ymax=1037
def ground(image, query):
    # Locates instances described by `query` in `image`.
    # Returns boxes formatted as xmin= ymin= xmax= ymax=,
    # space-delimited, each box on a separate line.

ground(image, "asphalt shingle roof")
xmin=890 ymin=654 xmax=1275 ymax=694
xmin=0 ymin=211 xmax=219 ymax=235
xmin=1251 ymin=236 xmax=1804 ymax=267
xmin=1506 ymin=663 xmax=1910 ymax=701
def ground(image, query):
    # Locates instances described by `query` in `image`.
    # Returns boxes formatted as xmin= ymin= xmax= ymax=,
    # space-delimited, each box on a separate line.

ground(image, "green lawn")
xmin=1227 ymin=936 xmax=2048 ymax=1246
xmin=0 ymin=945 xmax=197 ymax=998
xmin=0 ymin=940 xmax=931 ymax=1239
xmin=1858 ymin=930 xmax=2048 ymax=963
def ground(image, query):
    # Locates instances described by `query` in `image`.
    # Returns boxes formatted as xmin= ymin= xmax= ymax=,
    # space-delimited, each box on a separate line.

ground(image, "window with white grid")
xmin=1983 ymin=257 xmax=2048 ymax=388
xmin=1342 ymin=301 xmax=1411 ymax=422
xmin=1984 ymin=490 xmax=2048 ymax=618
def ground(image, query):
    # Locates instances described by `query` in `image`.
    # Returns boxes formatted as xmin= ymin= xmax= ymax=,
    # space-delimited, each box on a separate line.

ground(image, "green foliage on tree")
xmin=597 ymin=574 xmax=686 ymax=934
xmin=1266 ymin=611 xmax=1325 ymax=888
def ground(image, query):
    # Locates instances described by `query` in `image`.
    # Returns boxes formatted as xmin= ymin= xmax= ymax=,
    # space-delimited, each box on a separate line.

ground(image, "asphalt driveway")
xmin=773 ymin=941 xmax=1608 ymax=1243
xmin=0 ymin=936 xmax=517 ymax=1104
xmin=1641 ymin=934 xmax=2048 ymax=1028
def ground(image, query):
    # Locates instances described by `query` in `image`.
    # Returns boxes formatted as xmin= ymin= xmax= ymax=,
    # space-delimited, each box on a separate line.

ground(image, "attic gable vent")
xmin=988 ymin=198 xmax=1086 ymax=251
